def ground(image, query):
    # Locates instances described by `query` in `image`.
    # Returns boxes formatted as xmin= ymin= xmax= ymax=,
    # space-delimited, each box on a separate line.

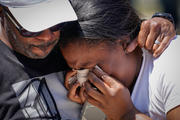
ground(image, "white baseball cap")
xmin=0 ymin=0 xmax=77 ymax=32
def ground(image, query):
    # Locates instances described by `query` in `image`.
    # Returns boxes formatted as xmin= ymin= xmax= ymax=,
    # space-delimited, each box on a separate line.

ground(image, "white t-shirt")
xmin=131 ymin=35 xmax=180 ymax=120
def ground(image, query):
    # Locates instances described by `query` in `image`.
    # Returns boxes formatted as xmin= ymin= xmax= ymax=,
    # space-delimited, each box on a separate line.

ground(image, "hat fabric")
xmin=1 ymin=0 xmax=77 ymax=32
xmin=0 ymin=0 xmax=46 ymax=7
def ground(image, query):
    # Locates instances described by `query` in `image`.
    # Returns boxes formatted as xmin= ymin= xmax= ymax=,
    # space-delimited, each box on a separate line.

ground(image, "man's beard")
xmin=6 ymin=26 xmax=58 ymax=59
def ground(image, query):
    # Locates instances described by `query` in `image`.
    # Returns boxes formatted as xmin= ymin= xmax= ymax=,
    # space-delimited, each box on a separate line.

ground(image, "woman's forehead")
xmin=61 ymin=42 xmax=111 ymax=67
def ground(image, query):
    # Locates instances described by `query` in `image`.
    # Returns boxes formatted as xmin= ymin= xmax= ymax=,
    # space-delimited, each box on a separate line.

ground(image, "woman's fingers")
xmin=84 ymin=81 xmax=104 ymax=103
xmin=65 ymin=70 xmax=77 ymax=89
xmin=79 ymin=86 xmax=86 ymax=103
xmin=67 ymin=82 xmax=82 ymax=104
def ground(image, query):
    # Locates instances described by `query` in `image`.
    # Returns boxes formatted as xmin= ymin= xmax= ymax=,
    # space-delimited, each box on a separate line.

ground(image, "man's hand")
xmin=167 ymin=105 xmax=180 ymax=120
xmin=138 ymin=17 xmax=176 ymax=57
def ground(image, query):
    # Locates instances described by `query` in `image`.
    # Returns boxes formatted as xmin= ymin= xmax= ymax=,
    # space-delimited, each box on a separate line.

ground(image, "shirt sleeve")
xmin=162 ymin=70 xmax=180 ymax=114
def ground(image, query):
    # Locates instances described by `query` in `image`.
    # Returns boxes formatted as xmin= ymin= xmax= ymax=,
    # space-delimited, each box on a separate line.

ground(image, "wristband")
xmin=152 ymin=12 xmax=176 ymax=28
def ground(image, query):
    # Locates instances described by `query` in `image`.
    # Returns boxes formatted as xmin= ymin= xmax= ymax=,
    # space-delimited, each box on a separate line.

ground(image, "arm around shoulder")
xmin=167 ymin=106 xmax=180 ymax=120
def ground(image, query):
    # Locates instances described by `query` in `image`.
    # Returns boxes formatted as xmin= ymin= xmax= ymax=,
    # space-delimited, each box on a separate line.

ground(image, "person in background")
xmin=0 ymin=0 xmax=176 ymax=119
xmin=61 ymin=0 xmax=179 ymax=119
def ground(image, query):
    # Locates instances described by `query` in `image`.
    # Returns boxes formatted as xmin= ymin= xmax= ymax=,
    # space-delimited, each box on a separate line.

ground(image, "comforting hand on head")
xmin=137 ymin=17 xmax=176 ymax=57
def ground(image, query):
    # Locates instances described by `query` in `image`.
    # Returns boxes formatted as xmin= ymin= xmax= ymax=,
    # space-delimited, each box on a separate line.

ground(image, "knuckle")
xmin=169 ymin=27 xmax=176 ymax=35
xmin=145 ymin=43 xmax=152 ymax=50
xmin=162 ymin=22 xmax=170 ymax=31
xmin=138 ymin=41 xmax=143 ymax=46
xmin=140 ymin=21 xmax=150 ymax=34
xmin=151 ymin=22 xmax=160 ymax=30
xmin=142 ymin=20 xmax=150 ymax=28
xmin=163 ymin=20 xmax=171 ymax=27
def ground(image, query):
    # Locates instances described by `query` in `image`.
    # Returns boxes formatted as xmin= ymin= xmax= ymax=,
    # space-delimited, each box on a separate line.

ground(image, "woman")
xmin=60 ymin=0 xmax=180 ymax=119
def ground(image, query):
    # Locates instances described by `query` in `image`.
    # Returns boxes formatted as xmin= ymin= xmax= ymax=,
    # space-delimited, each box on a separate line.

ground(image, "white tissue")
xmin=68 ymin=69 xmax=89 ymax=86
xmin=77 ymin=69 xmax=89 ymax=86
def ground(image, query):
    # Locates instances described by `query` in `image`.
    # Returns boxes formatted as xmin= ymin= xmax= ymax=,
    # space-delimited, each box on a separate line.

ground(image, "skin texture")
xmin=62 ymin=35 xmax=180 ymax=119
xmin=138 ymin=17 xmax=176 ymax=57
xmin=0 ymin=8 xmax=176 ymax=119
xmin=61 ymin=39 xmax=152 ymax=120
xmin=0 ymin=10 xmax=176 ymax=59
xmin=167 ymin=105 xmax=180 ymax=120
xmin=61 ymin=41 xmax=142 ymax=88
xmin=2 ymin=14 xmax=60 ymax=59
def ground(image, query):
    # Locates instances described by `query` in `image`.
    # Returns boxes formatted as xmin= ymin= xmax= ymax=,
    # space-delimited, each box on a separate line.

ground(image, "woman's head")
xmin=59 ymin=0 xmax=142 ymax=84
xmin=61 ymin=0 xmax=141 ymax=48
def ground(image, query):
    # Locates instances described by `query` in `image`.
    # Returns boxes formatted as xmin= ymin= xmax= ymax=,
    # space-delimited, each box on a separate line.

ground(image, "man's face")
xmin=5 ymin=16 xmax=60 ymax=59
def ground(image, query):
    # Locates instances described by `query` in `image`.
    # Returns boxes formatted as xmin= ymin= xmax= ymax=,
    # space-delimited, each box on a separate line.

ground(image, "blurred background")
xmin=131 ymin=0 xmax=180 ymax=34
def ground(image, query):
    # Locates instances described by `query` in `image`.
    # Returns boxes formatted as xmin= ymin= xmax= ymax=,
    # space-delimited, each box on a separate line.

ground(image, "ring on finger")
xmin=155 ymin=40 xmax=161 ymax=45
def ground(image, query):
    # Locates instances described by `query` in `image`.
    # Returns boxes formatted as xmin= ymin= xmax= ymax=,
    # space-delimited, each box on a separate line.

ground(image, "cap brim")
xmin=8 ymin=0 xmax=77 ymax=32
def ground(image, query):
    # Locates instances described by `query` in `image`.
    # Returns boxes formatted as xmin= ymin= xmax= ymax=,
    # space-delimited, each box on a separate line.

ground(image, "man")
xmin=0 ymin=0 xmax=82 ymax=120
xmin=0 ymin=0 xmax=176 ymax=119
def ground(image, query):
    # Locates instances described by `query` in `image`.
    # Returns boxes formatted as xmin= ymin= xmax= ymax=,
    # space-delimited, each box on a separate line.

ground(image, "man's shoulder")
xmin=0 ymin=39 xmax=12 ymax=53
xmin=0 ymin=40 xmax=17 ymax=69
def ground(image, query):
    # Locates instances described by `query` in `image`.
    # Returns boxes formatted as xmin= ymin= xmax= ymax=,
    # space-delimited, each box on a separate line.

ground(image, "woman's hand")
xmin=138 ymin=17 xmax=176 ymax=57
xmin=65 ymin=70 xmax=86 ymax=104
xmin=84 ymin=67 xmax=135 ymax=120
xmin=65 ymin=70 xmax=77 ymax=90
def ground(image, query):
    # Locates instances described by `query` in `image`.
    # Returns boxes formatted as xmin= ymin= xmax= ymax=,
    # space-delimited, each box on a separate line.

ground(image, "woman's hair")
xmin=59 ymin=0 xmax=141 ymax=48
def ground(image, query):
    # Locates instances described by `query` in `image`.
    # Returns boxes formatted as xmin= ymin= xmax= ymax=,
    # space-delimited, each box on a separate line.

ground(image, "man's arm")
xmin=167 ymin=106 xmax=180 ymax=120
